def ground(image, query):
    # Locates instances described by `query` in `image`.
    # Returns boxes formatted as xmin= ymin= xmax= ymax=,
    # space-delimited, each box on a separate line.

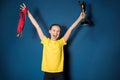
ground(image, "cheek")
xmin=57 ymin=32 xmax=60 ymax=36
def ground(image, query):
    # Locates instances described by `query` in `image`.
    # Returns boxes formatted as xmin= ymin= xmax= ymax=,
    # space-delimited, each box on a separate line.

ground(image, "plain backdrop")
xmin=0 ymin=0 xmax=120 ymax=80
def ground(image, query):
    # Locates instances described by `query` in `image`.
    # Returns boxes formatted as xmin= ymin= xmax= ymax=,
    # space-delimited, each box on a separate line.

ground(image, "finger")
xmin=82 ymin=12 xmax=86 ymax=16
xmin=82 ymin=11 xmax=85 ymax=14
xmin=20 ymin=7 xmax=22 ymax=10
xmin=23 ymin=3 xmax=26 ymax=7
xmin=20 ymin=5 xmax=25 ymax=11
xmin=20 ymin=5 xmax=24 ymax=8
xmin=81 ymin=12 xmax=84 ymax=16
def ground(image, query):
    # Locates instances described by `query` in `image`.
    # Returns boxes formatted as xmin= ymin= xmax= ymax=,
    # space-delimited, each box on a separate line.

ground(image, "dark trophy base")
xmin=80 ymin=19 xmax=89 ymax=26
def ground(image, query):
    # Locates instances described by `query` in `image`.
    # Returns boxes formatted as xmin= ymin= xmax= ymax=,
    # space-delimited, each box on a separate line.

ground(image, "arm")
xmin=27 ymin=10 xmax=44 ymax=40
xmin=20 ymin=3 xmax=44 ymax=40
xmin=63 ymin=12 xmax=86 ymax=42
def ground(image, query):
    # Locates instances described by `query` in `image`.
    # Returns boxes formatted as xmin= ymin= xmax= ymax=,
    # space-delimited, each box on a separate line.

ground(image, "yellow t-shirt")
xmin=41 ymin=36 xmax=67 ymax=73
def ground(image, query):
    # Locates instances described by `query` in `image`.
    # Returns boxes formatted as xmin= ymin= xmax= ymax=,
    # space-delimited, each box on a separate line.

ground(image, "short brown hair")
xmin=49 ymin=24 xmax=61 ymax=30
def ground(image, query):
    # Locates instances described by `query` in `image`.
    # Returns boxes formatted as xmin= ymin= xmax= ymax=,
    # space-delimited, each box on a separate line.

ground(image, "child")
xmin=20 ymin=3 xmax=86 ymax=80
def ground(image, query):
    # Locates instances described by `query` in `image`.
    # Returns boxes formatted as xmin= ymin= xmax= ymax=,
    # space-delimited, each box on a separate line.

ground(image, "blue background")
xmin=0 ymin=0 xmax=120 ymax=80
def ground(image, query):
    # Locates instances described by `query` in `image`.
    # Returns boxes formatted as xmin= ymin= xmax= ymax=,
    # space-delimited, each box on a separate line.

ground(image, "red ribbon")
xmin=17 ymin=7 xmax=28 ymax=37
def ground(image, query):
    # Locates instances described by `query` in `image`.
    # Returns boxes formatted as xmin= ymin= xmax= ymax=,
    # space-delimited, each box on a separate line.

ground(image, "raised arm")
xmin=27 ymin=10 xmax=44 ymax=40
xmin=63 ymin=12 xmax=86 ymax=42
xmin=20 ymin=3 xmax=44 ymax=40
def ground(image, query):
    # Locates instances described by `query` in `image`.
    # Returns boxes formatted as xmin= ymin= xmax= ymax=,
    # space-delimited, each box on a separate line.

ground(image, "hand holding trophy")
xmin=78 ymin=1 xmax=89 ymax=26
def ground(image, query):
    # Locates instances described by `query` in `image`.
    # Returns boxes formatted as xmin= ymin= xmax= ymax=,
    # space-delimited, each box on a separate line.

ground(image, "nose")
xmin=55 ymin=31 xmax=58 ymax=34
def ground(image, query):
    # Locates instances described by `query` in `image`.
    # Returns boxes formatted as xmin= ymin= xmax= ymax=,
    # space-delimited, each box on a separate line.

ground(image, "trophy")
xmin=78 ymin=1 xmax=89 ymax=26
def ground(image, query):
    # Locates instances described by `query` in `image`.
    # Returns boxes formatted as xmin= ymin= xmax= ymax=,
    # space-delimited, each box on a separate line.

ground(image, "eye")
xmin=57 ymin=31 xmax=60 ymax=33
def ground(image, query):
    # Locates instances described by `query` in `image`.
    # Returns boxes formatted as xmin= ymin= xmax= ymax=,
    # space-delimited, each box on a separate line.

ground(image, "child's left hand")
xmin=80 ymin=12 xmax=86 ymax=19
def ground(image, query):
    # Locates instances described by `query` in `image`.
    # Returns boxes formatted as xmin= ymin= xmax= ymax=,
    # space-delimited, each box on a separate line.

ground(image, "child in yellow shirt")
xmin=20 ymin=3 xmax=86 ymax=80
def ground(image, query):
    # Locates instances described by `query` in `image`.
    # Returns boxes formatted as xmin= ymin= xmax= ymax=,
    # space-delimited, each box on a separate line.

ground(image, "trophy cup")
xmin=78 ymin=1 xmax=89 ymax=26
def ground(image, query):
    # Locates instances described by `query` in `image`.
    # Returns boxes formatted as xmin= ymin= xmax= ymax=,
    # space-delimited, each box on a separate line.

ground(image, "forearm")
xmin=70 ymin=15 xmax=82 ymax=30
xmin=27 ymin=10 xmax=40 ymax=29
xmin=63 ymin=15 xmax=82 ymax=41
xmin=27 ymin=10 xmax=44 ymax=40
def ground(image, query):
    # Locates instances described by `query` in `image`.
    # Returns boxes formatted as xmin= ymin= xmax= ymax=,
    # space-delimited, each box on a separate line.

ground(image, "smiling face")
xmin=49 ymin=25 xmax=61 ymax=41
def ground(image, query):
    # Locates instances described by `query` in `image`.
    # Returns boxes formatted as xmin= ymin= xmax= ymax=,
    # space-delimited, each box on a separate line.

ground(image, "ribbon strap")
xmin=17 ymin=7 xmax=28 ymax=38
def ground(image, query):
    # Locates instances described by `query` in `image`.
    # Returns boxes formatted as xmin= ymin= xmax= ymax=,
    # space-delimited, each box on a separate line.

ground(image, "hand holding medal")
xmin=17 ymin=3 xmax=28 ymax=38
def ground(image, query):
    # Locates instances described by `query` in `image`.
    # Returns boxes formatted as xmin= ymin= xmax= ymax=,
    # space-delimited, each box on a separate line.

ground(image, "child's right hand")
xmin=20 ymin=3 xmax=27 ymax=11
xmin=80 ymin=12 xmax=86 ymax=19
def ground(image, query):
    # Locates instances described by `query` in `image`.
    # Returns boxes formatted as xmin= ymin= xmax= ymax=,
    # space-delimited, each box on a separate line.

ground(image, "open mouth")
xmin=53 ymin=35 xmax=57 ymax=38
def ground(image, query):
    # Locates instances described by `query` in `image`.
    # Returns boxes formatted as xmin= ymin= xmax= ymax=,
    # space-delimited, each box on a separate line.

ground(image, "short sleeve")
xmin=41 ymin=36 xmax=48 ymax=44
xmin=59 ymin=38 xmax=67 ymax=46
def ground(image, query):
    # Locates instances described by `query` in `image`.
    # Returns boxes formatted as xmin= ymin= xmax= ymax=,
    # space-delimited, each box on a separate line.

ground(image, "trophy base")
xmin=81 ymin=19 xmax=89 ymax=26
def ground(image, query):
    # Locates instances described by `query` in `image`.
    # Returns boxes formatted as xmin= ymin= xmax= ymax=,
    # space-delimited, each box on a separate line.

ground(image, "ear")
xmin=49 ymin=30 xmax=51 ymax=34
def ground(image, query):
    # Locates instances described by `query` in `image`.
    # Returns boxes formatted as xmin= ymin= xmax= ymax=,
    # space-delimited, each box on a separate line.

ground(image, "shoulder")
xmin=41 ymin=36 xmax=50 ymax=44
xmin=58 ymin=37 xmax=67 ymax=45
